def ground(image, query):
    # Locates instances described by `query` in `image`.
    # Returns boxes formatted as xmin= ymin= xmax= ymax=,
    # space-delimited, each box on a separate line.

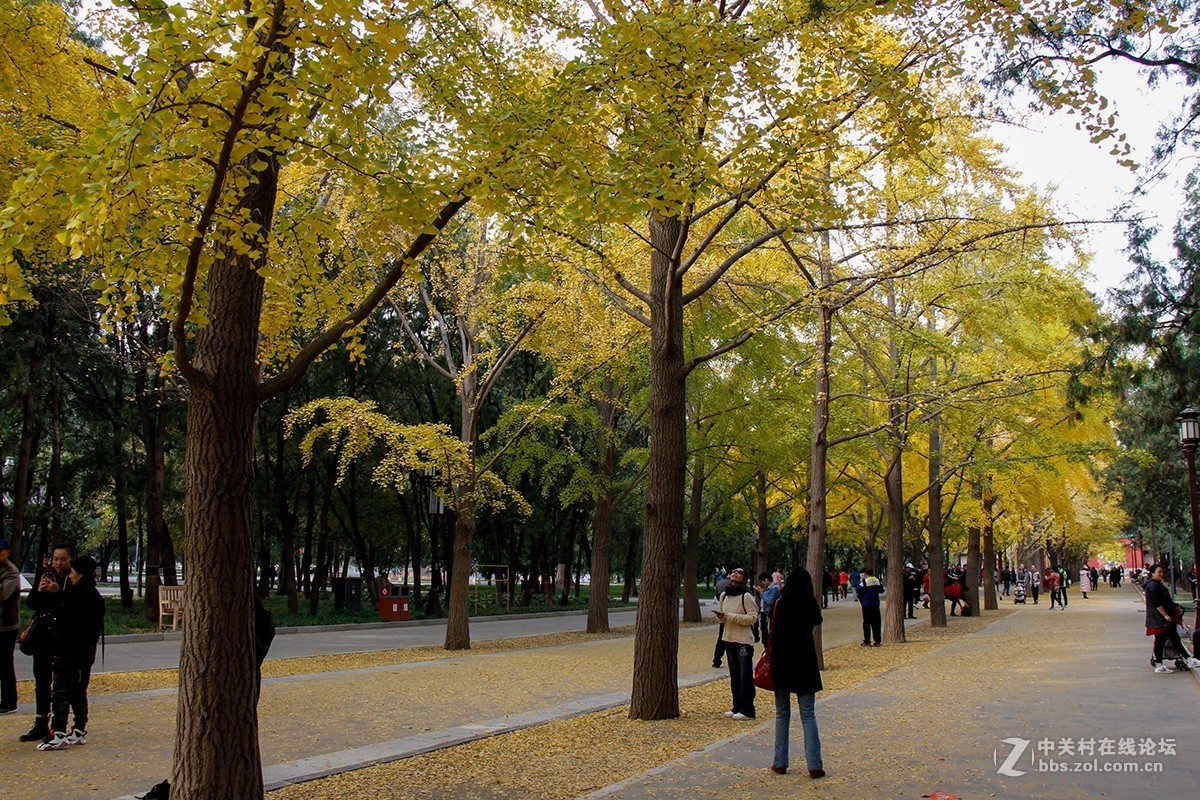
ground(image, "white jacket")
xmin=718 ymin=589 xmax=759 ymax=645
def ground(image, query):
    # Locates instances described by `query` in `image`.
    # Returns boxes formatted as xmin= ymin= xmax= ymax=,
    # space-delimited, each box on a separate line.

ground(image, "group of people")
xmin=0 ymin=540 xmax=105 ymax=751
xmin=713 ymin=566 xmax=825 ymax=779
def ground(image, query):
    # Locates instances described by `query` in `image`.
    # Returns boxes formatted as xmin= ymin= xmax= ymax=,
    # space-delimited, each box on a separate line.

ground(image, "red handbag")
xmin=752 ymin=602 xmax=779 ymax=690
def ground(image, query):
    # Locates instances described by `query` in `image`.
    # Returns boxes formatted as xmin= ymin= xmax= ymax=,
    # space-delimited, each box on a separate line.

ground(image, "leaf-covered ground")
xmin=268 ymin=612 xmax=1010 ymax=800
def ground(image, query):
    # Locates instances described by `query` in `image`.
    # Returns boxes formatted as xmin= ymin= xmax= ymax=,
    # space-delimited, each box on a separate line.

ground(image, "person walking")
xmin=1079 ymin=566 xmax=1093 ymax=599
xmin=38 ymin=555 xmax=105 ymax=750
xmin=0 ymin=539 xmax=19 ymax=714
xmin=1028 ymin=565 xmax=1041 ymax=605
xmin=857 ymin=568 xmax=884 ymax=646
xmin=1046 ymin=568 xmax=1062 ymax=609
xmin=715 ymin=567 xmax=758 ymax=720
xmin=768 ymin=567 xmax=824 ymax=779
xmin=903 ymin=565 xmax=918 ymax=619
xmin=1144 ymin=564 xmax=1200 ymax=673
xmin=820 ymin=570 xmax=834 ymax=608
xmin=20 ymin=543 xmax=73 ymax=743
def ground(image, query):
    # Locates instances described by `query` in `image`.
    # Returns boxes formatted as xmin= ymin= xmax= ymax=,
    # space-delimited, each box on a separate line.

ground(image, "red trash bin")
xmin=379 ymin=596 xmax=411 ymax=621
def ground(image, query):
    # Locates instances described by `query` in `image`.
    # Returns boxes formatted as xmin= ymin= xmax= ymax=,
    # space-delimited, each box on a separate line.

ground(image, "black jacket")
xmin=26 ymin=568 xmax=69 ymax=614
xmin=53 ymin=581 xmax=105 ymax=664
xmin=769 ymin=594 xmax=823 ymax=694
xmin=1145 ymin=578 xmax=1175 ymax=629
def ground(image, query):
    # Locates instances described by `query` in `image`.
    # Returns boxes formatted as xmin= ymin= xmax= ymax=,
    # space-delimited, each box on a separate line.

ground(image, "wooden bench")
xmin=158 ymin=584 xmax=185 ymax=631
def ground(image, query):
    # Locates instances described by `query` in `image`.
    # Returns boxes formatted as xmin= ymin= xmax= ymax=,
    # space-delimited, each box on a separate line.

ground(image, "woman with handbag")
xmin=767 ymin=567 xmax=825 ymax=778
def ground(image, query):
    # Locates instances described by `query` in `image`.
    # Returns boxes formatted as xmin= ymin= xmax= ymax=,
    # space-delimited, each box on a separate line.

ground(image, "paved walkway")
xmin=585 ymin=586 xmax=1199 ymax=799
xmin=1 ymin=597 xmax=882 ymax=800
xmin=15 ymin=607 xmax=647 ymax=680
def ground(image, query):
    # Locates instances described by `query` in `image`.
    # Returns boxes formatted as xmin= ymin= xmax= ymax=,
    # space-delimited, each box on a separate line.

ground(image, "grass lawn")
xmin=16 ymin=583 xmax=636 ymax=636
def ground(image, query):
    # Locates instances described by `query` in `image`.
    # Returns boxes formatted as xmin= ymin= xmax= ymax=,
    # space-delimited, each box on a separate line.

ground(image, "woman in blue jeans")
xmin=768 ymin=567 xmax=825 ymax=778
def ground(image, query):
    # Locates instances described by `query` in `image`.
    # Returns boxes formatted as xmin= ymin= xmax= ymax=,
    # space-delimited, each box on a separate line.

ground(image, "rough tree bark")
xmin=882 ymin=280 xmax=906 ymax=645
xmin=629 ymin=212 xmax=686 ymax=721
xmin=172 ymin=150 xmax=277 ymax=799
xmin=586 ymin=474 xmax=617 ymax=633
xmin=805 ymin=246 xmax=833 ymax=668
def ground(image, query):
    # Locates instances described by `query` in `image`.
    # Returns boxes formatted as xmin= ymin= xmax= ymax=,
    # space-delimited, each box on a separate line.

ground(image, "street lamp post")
xmin=1175 ymin=407 xmax=1200 ymax=652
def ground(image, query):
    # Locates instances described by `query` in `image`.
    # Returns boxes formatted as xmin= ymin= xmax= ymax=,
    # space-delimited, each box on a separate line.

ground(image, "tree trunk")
xmin=682 ymin=452 xmax=705 ymax=623
xmin=966 ymin=522 xmax=982 ymax=614
xmin=882 ymin=279 xmax=906 ymax=644
xmin=174 ymin=384 xmax=263 ymax=800
xmin=113 ymin=431 xmax=134 ymax=609
xmin=444 ymin=509 xmax=475 ymax=649
xmin=172 ymin=200 xmax=275 ymax=800
xmin=299 ymin=474 xmax=315 ymax=595
xmin=983 ymin=494 xmax=998 ymax=612
xmin=927 ymin=406 xmax=947 ymax=628
xmin=755 ymin=470 xmax=769 ymax=576
xmin=309 ymin=474 xmax=332 ymax=616
xmin=48 ymin=364 xmax=63 ymax=543
xmin=10 ymin=345 xmax=42 ymax=565
xmin=556 ymin=505 xmax=576 ymax=605
xmin=883 ymin=446 xmax=906 ymax=643
xmin=275 ymin=417 xmax=299 ymax=613
xmin=141 ymin=347 xmax=173 ymax=618
xmin=805 ymin=262 xmax=833 ymax=668
xmin=863 ymin=504 xmax=880 ymax=573
xmin=630 ymin=213 xmax=685 ymax=721
xmin=169 ymin=80 xmax=285 ymax=792
xmin=587 ymin=496 xmax=615 ymax=633
xmin=622 ymin=523 xmax=639 ymax=603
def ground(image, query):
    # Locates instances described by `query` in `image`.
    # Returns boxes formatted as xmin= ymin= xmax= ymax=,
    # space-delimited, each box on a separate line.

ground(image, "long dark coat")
xmin=768 ymin=594 xmax=823 ymax=694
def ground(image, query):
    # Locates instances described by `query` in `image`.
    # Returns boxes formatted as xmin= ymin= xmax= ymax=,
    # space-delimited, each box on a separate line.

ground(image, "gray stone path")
xmin=583 ymin=586 xmax=1200 ymax=799
xmin=1 ymin=598 xmax=882 ymax=800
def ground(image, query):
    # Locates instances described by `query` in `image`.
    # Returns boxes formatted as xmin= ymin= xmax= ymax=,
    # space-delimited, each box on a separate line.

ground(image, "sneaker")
xmin=37 ymin=732 xmax=70 ymax=751
xmin=809 ymin=769 xmax=826 ymax=779
xmin=0 ymin=706 xmax=16 ymax=715
xmin=722 ymin=710 xmax=735 ymax=717
xmin=19 ymin=721 xmax=50 ymax=742
xmin=1187 ymin=657 xmax=1200 ymax=669
xmin=872 ymin=642 xmax=881 ymax=647
xmin=65 ymin=729 xmax=87 ymax=746
xmin=731 ymin=712 xmax=755 ymax=720
xmin=1154 ymin=664 xmax=1173 ymax=673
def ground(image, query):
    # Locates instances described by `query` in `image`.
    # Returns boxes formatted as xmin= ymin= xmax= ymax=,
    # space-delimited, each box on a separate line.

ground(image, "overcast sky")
xmin=993 ymin=62 xmax=1193 ymax=299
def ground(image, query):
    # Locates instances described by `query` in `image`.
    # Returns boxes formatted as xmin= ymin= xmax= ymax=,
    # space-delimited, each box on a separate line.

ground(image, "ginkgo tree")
xmin=0 ymin=1 xmax=570 ymax=797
